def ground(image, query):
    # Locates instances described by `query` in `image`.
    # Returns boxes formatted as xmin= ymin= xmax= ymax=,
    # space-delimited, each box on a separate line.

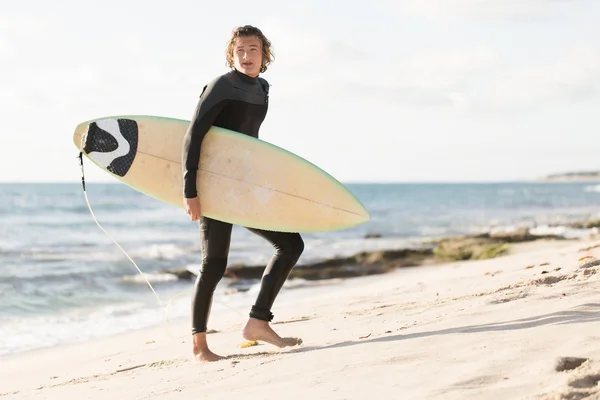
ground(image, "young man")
xmin=181 ymin=25 xmax=304 ymax=362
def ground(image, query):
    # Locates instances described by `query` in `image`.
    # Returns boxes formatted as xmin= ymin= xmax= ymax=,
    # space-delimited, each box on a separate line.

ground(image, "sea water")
xmin=1 ymin=181 xmax=600 ymax=356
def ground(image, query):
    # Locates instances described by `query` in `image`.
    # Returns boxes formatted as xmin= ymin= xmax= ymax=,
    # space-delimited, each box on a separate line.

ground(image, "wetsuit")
xmin=182 ymin=69 xmax=304 ymax=334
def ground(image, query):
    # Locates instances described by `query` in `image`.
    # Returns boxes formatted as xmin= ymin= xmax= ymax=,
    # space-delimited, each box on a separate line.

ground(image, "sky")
xmin=1 ymin=0 xmax=599 ymax=183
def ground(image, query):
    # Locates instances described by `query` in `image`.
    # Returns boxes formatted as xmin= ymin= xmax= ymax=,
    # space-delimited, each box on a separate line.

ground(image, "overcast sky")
xmin=1 ymin=0 xmax=598 ymax=183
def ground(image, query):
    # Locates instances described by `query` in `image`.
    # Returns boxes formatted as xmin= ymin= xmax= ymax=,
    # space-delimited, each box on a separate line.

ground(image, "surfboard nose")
xmin=359 ymin=207 xmax=371 ymax=223
xmin=346 ymin=197 xmax=371 ymax=228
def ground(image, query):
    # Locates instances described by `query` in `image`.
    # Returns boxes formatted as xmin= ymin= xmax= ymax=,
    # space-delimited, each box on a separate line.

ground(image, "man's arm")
xmin=181 ymin=76 xmax=231 ymax=199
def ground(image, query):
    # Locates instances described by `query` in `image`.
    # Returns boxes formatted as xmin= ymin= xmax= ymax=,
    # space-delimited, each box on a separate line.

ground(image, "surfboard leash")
xmin=76 ymin=138 xmax=244 ymax=343
xmin=76 ymin=145 xmax=181 ymax=341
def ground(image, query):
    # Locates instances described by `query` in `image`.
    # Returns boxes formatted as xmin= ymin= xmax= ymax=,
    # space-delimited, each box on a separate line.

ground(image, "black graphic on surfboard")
xmin=83 ymin=118 xmax=138 ymax=177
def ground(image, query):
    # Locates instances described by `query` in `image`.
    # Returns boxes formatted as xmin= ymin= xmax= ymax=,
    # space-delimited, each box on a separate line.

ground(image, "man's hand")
xmin=184 ymin=196 xmax=201 ymax=221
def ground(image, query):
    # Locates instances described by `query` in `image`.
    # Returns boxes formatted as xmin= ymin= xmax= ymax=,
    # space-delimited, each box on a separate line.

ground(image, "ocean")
xmin=2 ymin=181 xmax=600 ymax=357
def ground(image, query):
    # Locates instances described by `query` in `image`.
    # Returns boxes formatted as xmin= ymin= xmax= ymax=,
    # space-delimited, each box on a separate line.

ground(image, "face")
xmin=232 ymin=36 xmax=263 ymax=77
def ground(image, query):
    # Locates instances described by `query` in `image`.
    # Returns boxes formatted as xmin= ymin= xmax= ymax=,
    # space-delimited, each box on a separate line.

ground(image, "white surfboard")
xmin=73 ymin=115 xmax=370 ymax=233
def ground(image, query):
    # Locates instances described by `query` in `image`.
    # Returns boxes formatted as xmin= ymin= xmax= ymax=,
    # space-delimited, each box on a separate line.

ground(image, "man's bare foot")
xmin=192 ymin=332 xmax=225 ymax=362
xmin=242 ymin=317 xmax=302 ymax=348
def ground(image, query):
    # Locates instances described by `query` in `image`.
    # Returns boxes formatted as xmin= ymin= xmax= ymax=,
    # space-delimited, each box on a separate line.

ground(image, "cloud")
xmin=0 ymin=15 xmax=212 ymax=121
xmin=0 ymin=13 xmax=60 ymax=58
xmin=0 ymin=13 xmax=57 ymax=36
xmin=289 ymin=43 xmax=600 ymax=114
xmin=467 ymin=44 xmax=600 ymax=112
xmin=257 ymin=17 xmax=501 ymax=110
xmin=392 ymin=0 xmax=583 ymax=20
xmin=383 ymin=48 xmax=497 ymax=90
xmin=258 ymin=18 xmax=367 ymax=71
xmin=0 ymin=38 xmax=14 ymax=57
xmin=275 ymin=47 xmax=497 ymax=110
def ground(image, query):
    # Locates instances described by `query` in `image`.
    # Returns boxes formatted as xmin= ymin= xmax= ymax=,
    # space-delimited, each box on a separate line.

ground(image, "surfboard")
xmin=72 ymin=115 xmax=370 ymax=233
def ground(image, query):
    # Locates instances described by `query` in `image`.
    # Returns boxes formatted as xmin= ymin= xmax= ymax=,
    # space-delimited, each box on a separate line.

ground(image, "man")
xmin=181 ymin=25 xmax=304 ymax=362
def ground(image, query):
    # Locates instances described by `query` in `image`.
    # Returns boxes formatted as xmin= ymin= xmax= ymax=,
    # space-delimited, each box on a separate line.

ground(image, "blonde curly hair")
xmin=225 ymin=25 xmax=274 ymax=73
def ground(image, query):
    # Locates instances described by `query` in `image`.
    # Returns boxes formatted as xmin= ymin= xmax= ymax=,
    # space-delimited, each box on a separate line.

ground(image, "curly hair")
xmin=225 ymin=25 xmax=274 ymax=73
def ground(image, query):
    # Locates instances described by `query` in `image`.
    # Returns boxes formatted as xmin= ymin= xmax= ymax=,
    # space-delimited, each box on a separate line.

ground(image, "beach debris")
xmin=359 ymin=333 xmax=372 ymax=339
xmin=584 ymin=269 xmax=597 ymax=276
xmin=364 ymin=233 xmax=382 ymax=238
xmin=116 ymin=364 xmax=147 ymax=373
xmin=555 ymin=356 xmax=589 ymax=372
xmin=525 ymin=265 xmax=535 ymax=269
xmin=239 ymin=340 xmax=259 ymax=348
xmin=540 ymin=262 xmax=550 ymax=266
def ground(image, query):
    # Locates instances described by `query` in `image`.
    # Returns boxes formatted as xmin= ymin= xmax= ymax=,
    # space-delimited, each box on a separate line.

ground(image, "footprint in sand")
xmin=532 ymin=274 xmax=574 ymax=286
xmin=555 ymin=357 xmax=589 ymax=372
xmin=547 ymin=357 xmax=600 ymax=399
xmin=487 ymin=289 xmax=529 ymax=304
xmin=145 ymin=358 xmax=188 ymax=369
xmin=569 ymin=373 xmax=600 ymax=389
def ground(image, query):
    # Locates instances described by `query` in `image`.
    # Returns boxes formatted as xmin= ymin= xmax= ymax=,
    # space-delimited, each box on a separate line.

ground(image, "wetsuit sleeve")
xmin=181 ymin=77 xmax=232 ymax=199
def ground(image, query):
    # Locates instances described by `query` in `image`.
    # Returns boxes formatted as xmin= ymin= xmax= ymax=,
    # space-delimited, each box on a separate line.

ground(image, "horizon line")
xmin=2 ymin=179 xmax=598 ymax=185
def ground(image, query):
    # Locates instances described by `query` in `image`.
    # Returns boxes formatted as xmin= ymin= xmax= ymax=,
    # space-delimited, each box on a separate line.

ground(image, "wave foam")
xmin=584 ymin=185 xmax=600 ymax=193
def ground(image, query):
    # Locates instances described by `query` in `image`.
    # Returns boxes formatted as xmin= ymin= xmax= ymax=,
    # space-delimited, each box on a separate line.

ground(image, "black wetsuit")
xmin=182 ymin=69 xmax=304 ymax=334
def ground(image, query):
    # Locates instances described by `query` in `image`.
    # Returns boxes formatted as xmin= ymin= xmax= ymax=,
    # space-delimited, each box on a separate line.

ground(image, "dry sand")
xmin=2 ymin=238 xmax=600 ymax=399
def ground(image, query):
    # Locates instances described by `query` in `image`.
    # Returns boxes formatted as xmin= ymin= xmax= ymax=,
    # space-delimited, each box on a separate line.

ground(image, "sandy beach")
xmin=2 ymin=237 xmax=600 ymax=400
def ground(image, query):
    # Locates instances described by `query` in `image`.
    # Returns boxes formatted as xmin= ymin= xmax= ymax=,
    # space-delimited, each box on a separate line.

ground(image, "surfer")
xmin=181 ymin=25 xmax=304 ymax=362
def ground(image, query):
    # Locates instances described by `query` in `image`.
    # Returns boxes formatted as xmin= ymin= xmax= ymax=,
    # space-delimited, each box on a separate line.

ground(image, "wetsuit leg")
xmin=244 ymin=228 xmax=304 ymax=322
xmin=191 ymin=217 xmax=233 ymax=334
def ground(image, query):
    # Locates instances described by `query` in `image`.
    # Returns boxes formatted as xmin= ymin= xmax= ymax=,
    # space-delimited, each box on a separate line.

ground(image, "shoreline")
xmin=160 ymin=216 xmax=600 ymax=285
xmin=2 ymin=216 xmax=599 ymax=359
xmin=2 ymin=234 xmax=600 ymax=399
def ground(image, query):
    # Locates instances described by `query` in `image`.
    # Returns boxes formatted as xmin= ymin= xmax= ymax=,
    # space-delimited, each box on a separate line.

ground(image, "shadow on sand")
xmin=286 ymin=302 xmax=600 ymax=354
